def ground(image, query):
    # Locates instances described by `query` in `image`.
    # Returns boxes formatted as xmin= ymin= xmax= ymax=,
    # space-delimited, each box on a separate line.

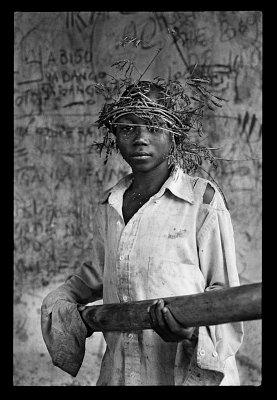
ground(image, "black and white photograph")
xmin=14 ymin=11 xmax=262 ymax=386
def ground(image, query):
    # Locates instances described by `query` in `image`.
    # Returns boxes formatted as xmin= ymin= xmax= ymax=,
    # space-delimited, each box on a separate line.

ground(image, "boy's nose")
xmin=133 ymin=125 xmax=150 ymax=145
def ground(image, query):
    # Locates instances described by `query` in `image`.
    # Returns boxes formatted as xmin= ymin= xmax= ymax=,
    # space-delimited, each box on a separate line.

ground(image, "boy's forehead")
xmin=114 ymin=113 xmax=147 ymax=123
xmin=116 ymin=113 xmax=136 ymax=121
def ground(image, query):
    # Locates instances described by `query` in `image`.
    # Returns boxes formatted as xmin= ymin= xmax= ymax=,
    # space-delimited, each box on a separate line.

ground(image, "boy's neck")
xmin=131 ymin=162 xmax=171 ymax=195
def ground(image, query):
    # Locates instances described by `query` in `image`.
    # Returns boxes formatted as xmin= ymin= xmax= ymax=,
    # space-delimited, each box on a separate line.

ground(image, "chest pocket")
xmin=146 ymin=256 xmax=205 ymax=299
xmin=150 ymin=212 xmax=197 ymax=265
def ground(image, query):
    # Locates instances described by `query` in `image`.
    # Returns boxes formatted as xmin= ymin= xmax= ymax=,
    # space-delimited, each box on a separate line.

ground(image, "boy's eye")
xmin=148 ymin=126 xmax=159 ymax=134
xmin=123 ymin=125 xmax=134 ymax=131
xmin=117 ymin=124 xmax=135 ymax=133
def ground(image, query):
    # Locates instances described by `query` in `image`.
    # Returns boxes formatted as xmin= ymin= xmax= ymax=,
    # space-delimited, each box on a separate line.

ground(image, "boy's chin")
xmin=130 ymin=164 xmax=153 ymax=173
xmin=124 ymin=158 xmax=153 ymax=172
xmin=129 ymin=161 xmax=169 ymax=174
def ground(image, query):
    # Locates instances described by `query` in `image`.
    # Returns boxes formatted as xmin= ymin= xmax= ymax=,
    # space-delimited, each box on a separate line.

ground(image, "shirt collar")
xmin=100 ymin=173 xmax=134 ymax=205
xmin=100 ymin=167 xmax=194 ymax=205
xmin=156 ymin=167 xmax=195 ymax=204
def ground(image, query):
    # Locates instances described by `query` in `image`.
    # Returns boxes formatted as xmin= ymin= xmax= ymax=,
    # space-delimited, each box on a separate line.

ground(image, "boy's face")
xmin=114 ymin=113 xmax=172 ymax=173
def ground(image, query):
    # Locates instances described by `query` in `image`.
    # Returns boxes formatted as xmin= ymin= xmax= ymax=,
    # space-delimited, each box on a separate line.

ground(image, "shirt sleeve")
xmin=42 ymin=204 xmax=106 ymax=314
xmin=41 ymin=299 xmax=87 ymax=377
xmin=67 ymin=203 xmax=105 ymax=296
xmin=41 ymin=204 xmax=106 ymax=376
xmin=188 ymin=189 xmax=244 ymax=385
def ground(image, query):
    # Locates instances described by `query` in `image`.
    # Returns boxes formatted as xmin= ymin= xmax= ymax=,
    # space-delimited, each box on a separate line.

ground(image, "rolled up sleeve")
xmin=41 ymin=205 xmax=106 ymax=376
xmin=41 ymin=299 xmax=87 ymax=377
xmin=68 ymin=205 xmax=105 ymax=295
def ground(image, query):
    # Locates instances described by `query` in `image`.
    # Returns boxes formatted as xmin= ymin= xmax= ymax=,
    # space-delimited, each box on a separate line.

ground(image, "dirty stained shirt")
xmin=46 ymin=168 xmax=243 ymax=385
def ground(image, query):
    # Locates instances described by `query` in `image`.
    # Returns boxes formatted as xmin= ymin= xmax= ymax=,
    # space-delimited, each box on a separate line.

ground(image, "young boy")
xmin=41 ymin=80 xmax=243 ymax=386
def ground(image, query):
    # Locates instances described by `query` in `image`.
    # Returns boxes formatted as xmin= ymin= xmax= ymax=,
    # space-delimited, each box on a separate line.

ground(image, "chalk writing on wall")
xmin=14 ymin=11 xmax=262 ymax=285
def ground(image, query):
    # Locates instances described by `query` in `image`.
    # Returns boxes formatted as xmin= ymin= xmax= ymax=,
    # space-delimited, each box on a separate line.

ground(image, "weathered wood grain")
xmin=82 ymin=283 xmax=262 ymax=332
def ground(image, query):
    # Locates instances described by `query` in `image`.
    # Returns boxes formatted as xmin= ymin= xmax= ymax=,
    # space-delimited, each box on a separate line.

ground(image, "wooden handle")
xmin=81 ymin=283 xmax=262 ymax=332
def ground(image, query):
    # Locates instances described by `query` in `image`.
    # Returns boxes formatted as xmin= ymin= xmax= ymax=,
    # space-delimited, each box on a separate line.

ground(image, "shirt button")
xmin=198 ymin=349 xmax=205 ymax=357
xmin=122 ymin=295 xmax=128 ymax=302
xmin=212 ymin=351 xmax=218 ymax=357
xmin=119 ymin=255 xmax=124 ymax=261
xmin=130 ymin=372 xmax=136 ymax=378
xmin=117 ymin=221 xmax=121 ymax=226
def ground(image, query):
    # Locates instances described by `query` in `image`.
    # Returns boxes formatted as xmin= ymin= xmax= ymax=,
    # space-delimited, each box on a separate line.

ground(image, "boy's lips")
xmin=130 ymin=151 xmax=151 ymax=156
xmin=130 ymin=152 xmax=152 ymax=160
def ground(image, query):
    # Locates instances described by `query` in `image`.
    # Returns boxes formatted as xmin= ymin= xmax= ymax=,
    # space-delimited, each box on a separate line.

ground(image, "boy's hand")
xmin=148 ymin=299 xmax=195 ymax=342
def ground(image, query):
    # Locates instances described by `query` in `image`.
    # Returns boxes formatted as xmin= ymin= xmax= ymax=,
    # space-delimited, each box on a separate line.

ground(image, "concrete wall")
xmin=14 ymin=11 xmax=262 ymax=385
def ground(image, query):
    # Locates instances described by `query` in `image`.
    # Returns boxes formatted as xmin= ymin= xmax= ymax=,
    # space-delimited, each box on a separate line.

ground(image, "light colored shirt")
xmin=42 ymin=167 xmax=243 ymax=385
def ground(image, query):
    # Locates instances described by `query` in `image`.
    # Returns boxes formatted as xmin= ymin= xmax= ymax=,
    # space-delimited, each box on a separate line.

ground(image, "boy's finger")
xmin=162 ymin=307 xmax=181 ymax=332
xmin=150 ymin=316 xmax=174 ymax=342
xmin=148 ymin=303 xmax=158 ymax=328
xmin=162 ymin=307 xmax=195 ymax=339
xmin=148 ymin=299 xmax=162 ymax=321
xmin=156 ymin=304 xmax=180 ymax=341
xmin=148 ymin=301 xmax=173 ymax=341
xmin=155 ymin=301 xmax=168 ymax=331
xmin=148 ymin=300 xmax=180 ymax=341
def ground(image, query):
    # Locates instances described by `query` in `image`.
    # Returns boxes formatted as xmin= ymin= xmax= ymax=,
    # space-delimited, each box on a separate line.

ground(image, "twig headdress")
xmin=93 ymin=46 xmax=226 ymax=174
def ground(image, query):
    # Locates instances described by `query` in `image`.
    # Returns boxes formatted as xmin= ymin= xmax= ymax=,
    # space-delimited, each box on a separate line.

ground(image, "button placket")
xmin=124 ymin=332 xmax=141 ymax=385
xmin=198 ymin=349 xmax=205 ymax=357
xmin=116 ymin=212 xmax=141 ymax=303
